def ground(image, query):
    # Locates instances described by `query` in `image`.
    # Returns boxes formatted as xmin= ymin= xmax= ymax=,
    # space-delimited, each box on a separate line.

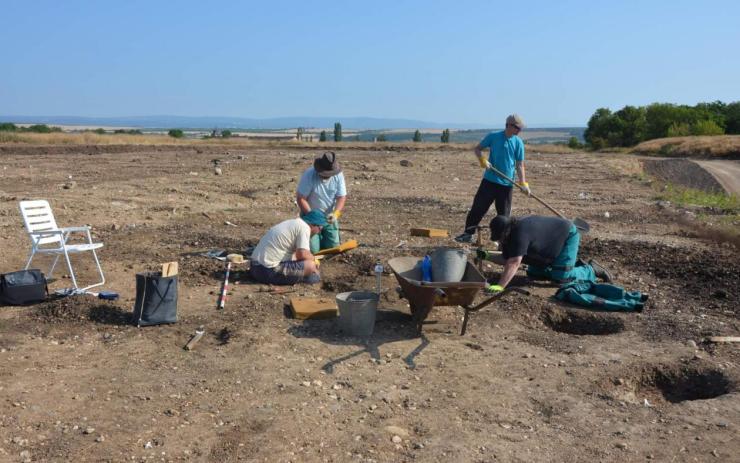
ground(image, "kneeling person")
xmin=481 ymin=215 xmax=611 ymax=293
xmin=249 ymin=211 xmax=327 ymax=285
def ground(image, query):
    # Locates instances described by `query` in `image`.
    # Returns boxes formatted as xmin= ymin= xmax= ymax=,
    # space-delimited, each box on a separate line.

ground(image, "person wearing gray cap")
xmin=455 ymin=114 xmax=529 ymax=243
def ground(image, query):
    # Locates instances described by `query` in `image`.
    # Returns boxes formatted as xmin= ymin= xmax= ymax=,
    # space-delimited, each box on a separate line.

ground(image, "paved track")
xmin=693 ymin=160 xmax=740 ymax=195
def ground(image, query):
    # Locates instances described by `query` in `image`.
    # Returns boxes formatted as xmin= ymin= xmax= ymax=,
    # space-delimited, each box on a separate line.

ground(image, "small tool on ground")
xmin=486 ymin=164 xmax=590 ymax=232
xmin=184 ymin=326 xmax=205 ymax=351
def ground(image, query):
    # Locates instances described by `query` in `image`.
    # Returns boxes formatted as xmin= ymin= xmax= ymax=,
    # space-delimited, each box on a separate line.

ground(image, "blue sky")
xmin=1 ymin=0 xmax=738 ymax=126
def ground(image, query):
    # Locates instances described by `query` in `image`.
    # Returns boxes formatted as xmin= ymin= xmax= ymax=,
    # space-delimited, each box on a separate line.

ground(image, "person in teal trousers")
xmin=478 ymin=215 xmax=612 ymax=293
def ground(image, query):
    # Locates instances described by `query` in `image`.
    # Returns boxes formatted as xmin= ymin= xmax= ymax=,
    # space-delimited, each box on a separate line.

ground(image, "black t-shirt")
xmin=501 ymin=216 xmax=572 ymax=266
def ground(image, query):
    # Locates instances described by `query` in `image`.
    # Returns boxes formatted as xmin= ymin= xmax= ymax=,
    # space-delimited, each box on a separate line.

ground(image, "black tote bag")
xmin=132 ymin=272 xmax=177 ymax=326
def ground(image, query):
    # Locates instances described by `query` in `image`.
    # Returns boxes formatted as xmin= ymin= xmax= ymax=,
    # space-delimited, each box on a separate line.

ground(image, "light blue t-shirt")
xmin=296 ymin=167 xmax=347 ymax=213
xmin=479 ymin=130 xmax=525 ymax=186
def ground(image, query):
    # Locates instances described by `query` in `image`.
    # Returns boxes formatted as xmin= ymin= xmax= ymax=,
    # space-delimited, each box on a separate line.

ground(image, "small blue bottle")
xmin=421 ymin=255 xmax=432 ymax=282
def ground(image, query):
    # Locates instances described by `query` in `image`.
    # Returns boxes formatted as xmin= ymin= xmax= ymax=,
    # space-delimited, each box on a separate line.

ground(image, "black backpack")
xmin=0 ymin=269 xmax=48 ymax=306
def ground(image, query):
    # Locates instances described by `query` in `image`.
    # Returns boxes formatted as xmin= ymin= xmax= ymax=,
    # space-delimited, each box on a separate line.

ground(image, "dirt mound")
xmin=31 ymin=296 xmax=131 ymax=325
xmin=642 ymin=158 xmax=724 ymax=193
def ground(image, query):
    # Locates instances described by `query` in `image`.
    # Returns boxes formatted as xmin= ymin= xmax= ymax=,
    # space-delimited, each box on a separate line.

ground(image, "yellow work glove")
xmin=519 ymin=182 xmax=531 ymax=196
xmin=326 ymin=210 xmax=342 ymax=224
xmin=485 ymin=284 xmax=504 ymax=294
xmin=314 ymin=257 xmax=321 ymax=268
xmin=478 ymin=156 xmax=492 ymax=170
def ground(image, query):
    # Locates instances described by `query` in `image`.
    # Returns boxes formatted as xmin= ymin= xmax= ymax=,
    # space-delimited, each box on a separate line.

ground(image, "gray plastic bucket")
xmin=430 ymin=247 xmax=467 ymax=282
xmin=336 ymin=291 xmax=379 ymax=336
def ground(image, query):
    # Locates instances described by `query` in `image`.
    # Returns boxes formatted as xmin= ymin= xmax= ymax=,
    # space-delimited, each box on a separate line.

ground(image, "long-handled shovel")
xmin=486 ymin=164 xmax=590 ymax=233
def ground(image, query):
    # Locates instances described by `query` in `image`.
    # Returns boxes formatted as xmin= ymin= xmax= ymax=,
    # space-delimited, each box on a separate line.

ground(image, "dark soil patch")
xmin=582 ymin=238 xmax=739 ymax=312
xmin=542 ymin=308 xmax=625 ymax=336
xmin=178 ymin=256 xmax=234 ymax=286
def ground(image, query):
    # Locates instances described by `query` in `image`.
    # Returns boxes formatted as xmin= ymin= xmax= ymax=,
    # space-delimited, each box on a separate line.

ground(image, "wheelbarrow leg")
xmin=461 ymin=308 xmax=472 ymax=336
xmin=476 ymin=226 xmax=484 ymax=272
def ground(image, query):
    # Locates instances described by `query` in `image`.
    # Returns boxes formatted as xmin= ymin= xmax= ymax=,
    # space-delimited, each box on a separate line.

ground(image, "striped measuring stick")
xmin=217 ymin=261 xmax=232 ymax=310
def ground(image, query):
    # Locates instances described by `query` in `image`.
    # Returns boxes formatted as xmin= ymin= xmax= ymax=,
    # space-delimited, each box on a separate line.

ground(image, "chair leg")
xmin=48 ymin=255 xmax=60 ymax=278
xmin=63 ymin=249 xmax=79 ymax=289
xmin=24 ymin=250 xmax=36 ymax=270
xmin=79 ymin=248 xmax=105 ymax=291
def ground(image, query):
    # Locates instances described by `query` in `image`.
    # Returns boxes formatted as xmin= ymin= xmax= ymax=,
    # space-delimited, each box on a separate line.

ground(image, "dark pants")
xmin=464 ymin=179 xmax=513 ymax=234
xmin=249 ymin=262 xmax=320 ymax=286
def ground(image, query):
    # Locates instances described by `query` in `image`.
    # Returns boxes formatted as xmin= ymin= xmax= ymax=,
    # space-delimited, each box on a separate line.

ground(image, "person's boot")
xmin=589 ymin=259 xmax=612 ymax=282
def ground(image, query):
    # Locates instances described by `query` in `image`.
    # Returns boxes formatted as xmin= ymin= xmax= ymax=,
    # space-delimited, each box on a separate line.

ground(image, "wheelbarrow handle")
xmin=460 ymin=287 xmax=530 ymax=336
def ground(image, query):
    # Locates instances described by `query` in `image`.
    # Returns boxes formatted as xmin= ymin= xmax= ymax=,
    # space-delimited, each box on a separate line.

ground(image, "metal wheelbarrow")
xmin=388 ymin=256 xmax=527 ymax=335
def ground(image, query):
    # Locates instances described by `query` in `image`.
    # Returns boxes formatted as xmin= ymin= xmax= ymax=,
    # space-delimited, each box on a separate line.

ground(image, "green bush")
xmin=690 ymin=119 xmax=724 ymax=136
xmin=168 ymin=129 xmax=184 ymax=138
xmin=725 ymin=102 xmax=740 ymax=134
xmin=221 ymin=130 xmax=232 ymax=138
xmin=23 ymin=124 xmax=61 ymax=133
xmin=0 ymin=122 xmax=18 ymax=132
xmin=567 ymin=136 xmax=582 ymax=149
xmin=319 ymin=130 xmax=327 ymax=142
xmin=585 ymin=100 xmax=738 ymax=148
xmin=413 ymin=130 xmax=422 ymax=142
xmin=440 ymin=128 xmax=450 ymax=143
xmin=93 ymin=128 xmax=106 ymax=134
xmin=333 ymin=123 xmax=342 ymax=142
xmin=114 ymin=129 xmax=143 ymax=135
xmin=666 ymin=122 xmax=691 ymax=137
xmin=376 ymin=133 xmax=386 ymax=142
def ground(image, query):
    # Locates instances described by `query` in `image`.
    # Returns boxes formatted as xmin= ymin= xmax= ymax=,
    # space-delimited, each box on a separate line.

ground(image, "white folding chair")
xmin=19 ymin=200 xmax=105 ymax=291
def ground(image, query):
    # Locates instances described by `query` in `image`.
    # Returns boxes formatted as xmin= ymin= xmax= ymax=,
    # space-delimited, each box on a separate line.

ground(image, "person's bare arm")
xmin=296 ymin=193 xmax=311 ymax=215
xmin=295 ymin=248 xmax=314 ymax=261
xmin=333 ymin=195 xmax=346 ymax=214
xmin=516 ymin=161 xmax=526 ymax=184
xmin=498 ymin=256 xmax=523 ymax=288
xmin=474 ymin=144 xmax=484 ymax=158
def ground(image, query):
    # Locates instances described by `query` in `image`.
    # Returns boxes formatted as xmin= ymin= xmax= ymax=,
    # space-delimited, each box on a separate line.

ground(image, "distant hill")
xmin=0 ymin=115 xmax=492 ymax=130
xmin=355 ymin=127 xmax=585 ymax=144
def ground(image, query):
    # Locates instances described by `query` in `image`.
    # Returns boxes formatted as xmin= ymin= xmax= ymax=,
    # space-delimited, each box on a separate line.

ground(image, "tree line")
xmin=584 ymin=101 xmax=740 ymax=149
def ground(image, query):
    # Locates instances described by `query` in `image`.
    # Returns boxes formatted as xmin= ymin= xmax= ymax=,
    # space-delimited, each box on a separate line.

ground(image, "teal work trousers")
xmin=310 ymin=221 xmax=341 ymax=254
xmin=526 ymin=224 xmax=596 ymax=283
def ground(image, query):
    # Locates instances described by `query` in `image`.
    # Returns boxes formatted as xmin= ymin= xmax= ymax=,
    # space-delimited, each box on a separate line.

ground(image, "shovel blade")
xmin=573 ymin=218 xmax=590 ymax=233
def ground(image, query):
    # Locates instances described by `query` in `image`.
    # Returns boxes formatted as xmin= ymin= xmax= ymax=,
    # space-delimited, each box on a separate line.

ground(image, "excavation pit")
xmin=641 ymin=365 xmax=734 ymax=403
xmin=542 ymin=309 xmax=625 ymax=336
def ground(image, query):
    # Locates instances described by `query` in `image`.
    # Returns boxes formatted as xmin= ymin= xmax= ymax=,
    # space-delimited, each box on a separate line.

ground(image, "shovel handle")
xmin=486 ymin=164 xmax=566 ymax=219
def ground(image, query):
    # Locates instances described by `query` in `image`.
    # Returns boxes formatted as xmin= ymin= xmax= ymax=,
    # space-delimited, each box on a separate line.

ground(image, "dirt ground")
xmin=0 ymin=144 xmax=738 ymax=462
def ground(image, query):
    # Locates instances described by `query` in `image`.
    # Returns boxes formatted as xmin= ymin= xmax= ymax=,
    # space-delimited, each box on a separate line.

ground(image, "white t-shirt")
xmin=296 ymin=167 xmax=347 ymax=213
xmin=251 ymin=218 xmax=311 ymax=268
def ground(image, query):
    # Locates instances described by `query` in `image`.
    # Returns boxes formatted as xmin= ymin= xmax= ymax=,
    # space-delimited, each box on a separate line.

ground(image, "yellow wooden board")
xmin=314 ymin=239 xmax=359 ymax=256
xmin=290 ymin=297 xmax=338 ymax=320
xmin=161 ymin=261 xmax=179 ymax=277
xmin=410 ymin=228 xmax=449 ymax=238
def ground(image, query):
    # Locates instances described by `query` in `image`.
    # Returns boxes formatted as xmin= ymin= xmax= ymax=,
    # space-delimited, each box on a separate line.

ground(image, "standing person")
xmin=296 ymin=151 xmax=347 ymax=253
xmin=478 ymin=214 xmax=612 ymax=293
xmin=249 ymin=211 xmax=327 ymax=285
xmin=454 ymin=114 xmax=529 ymax=243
